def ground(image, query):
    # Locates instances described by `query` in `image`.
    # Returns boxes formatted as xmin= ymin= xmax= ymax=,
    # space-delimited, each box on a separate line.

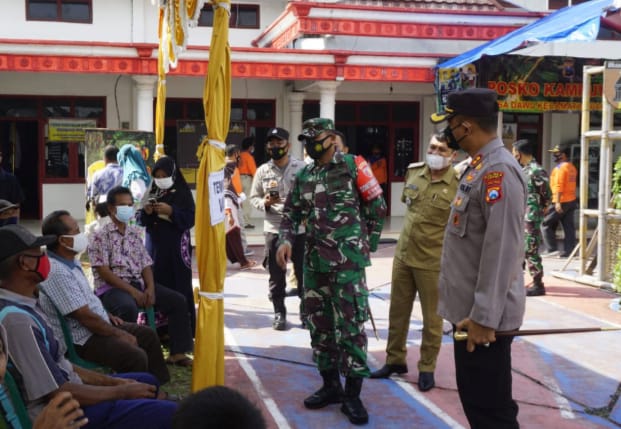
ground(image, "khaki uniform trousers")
xmin=386 ymin=257 xmax=443 ymax=372
xmin=241 ymin=174 xmax=253 ymax=223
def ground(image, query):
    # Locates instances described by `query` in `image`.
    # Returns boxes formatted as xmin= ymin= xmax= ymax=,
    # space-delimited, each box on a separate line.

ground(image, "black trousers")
xmin=542 ymin=200 xmax=577 ymax=254
xmin=264 ymin=232 xmax=305 ymax=315
xmin=75 ymin=322 xmax=170 ymax=384
xmin=454 ymin=334 xmax=519 ymax=429
xmin=101 ymin=282 xmax=193 ymax=355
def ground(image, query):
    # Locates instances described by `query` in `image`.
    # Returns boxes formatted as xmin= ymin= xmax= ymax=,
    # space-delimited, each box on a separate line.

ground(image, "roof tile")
xmin=329 ymin=0 xmax=507 ymax=11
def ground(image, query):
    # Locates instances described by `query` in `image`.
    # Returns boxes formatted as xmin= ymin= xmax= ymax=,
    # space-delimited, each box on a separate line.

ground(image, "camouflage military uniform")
xmin=278 ymin=151 xmax=386 ymax=377
xmin=522 ymin=159 xmax=551 ymax=284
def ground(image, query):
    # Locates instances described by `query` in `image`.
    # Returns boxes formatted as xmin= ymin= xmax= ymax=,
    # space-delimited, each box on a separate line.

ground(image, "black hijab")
xmin=149 ymin=156 xmax=194 ymax=209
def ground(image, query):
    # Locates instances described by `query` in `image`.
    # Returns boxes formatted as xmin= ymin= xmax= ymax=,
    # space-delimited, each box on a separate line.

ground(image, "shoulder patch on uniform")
xmin=483 ymin=171 xmax=504 ymax=185
xmin=484 ymin=171 xmax=504 ymax=204
xmin=485 ymin=186 xmax=502 ymax=204
xmin=407 ymin=161 xmax=425 ymax=169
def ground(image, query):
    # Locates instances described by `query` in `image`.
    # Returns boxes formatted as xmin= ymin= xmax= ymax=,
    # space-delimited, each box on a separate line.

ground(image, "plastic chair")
xmin=55 ymin=307 xmax=106 ymax=370
xmin=0 ymin=411 xmax=10 ymax=429
xmin=138 ymin=307 xmax=157 ymax=331
xmin=1 ymin=372 xmax=31 ymax=429
xmin=38 ymin=289 xmax=106 ymax=371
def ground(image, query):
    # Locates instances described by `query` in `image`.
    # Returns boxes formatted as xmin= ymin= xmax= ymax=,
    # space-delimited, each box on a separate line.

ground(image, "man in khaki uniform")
xmin=370 ymin=134 xmax=457 ymax=392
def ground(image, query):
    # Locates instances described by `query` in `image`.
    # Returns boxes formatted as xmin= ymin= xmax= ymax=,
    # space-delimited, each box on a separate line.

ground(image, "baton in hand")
xmin=454 ymin=326 xmax=621 ymax=341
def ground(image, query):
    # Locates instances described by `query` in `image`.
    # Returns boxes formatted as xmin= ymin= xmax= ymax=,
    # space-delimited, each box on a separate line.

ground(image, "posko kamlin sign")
xmin=479 ymin=56 xmax=606 ymax=113
xmin=487 ymin=80 xmax=603 ymax=112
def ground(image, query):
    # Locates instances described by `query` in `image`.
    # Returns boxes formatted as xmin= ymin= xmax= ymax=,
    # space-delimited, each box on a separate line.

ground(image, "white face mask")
xmin=154 ymin=176 xmax=174 ymax=190
xmin=61 ymin=232 xmax=88 ymax=254
xmin=426 ymin=153 xmax=451 ymax=171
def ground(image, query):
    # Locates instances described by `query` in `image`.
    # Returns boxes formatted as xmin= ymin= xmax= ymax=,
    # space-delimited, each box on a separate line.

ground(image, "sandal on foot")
xmin=240 ymin=260 xmax=257 ymax=271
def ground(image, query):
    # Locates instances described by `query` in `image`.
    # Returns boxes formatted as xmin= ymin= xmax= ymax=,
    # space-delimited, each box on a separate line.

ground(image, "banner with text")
xmin=480 ymin=56 xmax=606 ymax=113
xmin=48 ymin=119 xmax=97 ymax=142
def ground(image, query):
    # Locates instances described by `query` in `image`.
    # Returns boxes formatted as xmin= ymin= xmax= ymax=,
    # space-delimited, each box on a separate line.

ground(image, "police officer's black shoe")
xmin=526 ymin=283 xmax=546 ymax=296
xmin=304 ymin=370 xmax=343 ymax=409
xmin=418 ymin=372 xmax=435 ymax=392
xmin=273 ymin=313 xmax=286 ymax=330
xmin=341 ymin=377 xmax=368 ymax=425
xmin=369 ymin=364 xmax=408 ymax=379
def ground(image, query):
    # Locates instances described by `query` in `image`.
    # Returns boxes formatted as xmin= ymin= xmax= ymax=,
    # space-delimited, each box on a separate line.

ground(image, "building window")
xmin=198 ymin=3 xmax=259 ymax=29
xmin=27 ymin=0 xmax=92 ymax=23
xmin=303 ymin=101 xmax=420 ymax=180
xmin=160 ymin=98 xmax=274 ymax=171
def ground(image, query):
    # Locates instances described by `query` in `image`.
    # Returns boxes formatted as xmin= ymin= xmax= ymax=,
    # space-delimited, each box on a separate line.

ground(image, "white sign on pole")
xmin=208 ymin=169 xmax=225 ymax=226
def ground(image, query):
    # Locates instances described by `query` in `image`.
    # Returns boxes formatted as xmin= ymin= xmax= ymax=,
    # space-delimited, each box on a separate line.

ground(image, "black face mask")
xmin=553 ymin=154 xmax=563 ymax=163
xmin=304 ymin=135 xmax=332 ymax=160
xmin=268 ymin=146 xmax=288 ymax=161
xmin=442 ymin=124 xmax=466 ymax=151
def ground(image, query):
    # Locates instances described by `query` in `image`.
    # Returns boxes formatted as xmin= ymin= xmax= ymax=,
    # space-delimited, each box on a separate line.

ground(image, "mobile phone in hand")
xmin=269 ymin=190 xmax=279 ymax=199
xmin=148 ymin=198 xmax=157 ymax=205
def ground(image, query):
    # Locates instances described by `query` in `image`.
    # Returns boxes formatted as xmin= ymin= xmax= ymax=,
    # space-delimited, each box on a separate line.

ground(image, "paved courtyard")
xmin=207 ymin=223 xmax=621 ymax=429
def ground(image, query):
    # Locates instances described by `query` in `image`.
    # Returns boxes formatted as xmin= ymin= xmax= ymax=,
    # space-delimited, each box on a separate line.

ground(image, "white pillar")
xmin=132 ymin=75 xmax=157 ymax=132
xmin=288 ymin=92 xmax=305 ymax=159
xmin=317 ymin=81 xmax=341 ymax=121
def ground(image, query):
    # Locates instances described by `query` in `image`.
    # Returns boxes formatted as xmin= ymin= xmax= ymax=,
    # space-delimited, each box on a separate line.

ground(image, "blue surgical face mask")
xmin=115 ymin=205 xmax=134 ymax=223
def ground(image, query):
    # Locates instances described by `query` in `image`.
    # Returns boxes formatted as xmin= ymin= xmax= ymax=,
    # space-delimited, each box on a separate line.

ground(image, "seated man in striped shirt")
xmin=38 ymin=209 xmax=170 ymax=384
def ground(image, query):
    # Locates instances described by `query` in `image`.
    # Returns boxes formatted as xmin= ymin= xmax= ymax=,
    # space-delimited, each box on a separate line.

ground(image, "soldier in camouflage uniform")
xmin=276 ymin=118 xmax=386 ymax=425
xmin=512 ymin=139 xmax=551 ymax=296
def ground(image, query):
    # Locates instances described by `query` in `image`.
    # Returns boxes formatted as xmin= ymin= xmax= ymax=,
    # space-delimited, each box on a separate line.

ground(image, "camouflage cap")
xmin=297 ymin=118 xmax=335 ymax=141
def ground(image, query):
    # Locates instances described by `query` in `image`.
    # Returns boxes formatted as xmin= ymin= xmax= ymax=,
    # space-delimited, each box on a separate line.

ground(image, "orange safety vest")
xmin=550 ymin=161 xmax=577 ymax=203
xmin=370 ymin=157 xmax=388 ymax=185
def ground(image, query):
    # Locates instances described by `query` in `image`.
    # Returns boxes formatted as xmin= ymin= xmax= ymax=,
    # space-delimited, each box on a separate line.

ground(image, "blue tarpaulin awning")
xmin=438 ymin=0 xmax=617 ymax=69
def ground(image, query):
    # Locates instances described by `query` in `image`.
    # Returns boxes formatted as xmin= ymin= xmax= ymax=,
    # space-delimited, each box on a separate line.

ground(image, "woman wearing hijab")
xmin=117 ymin=144 xmax=151 ymax=204
xmin=137 ymin=156 xmax=196 ymax=336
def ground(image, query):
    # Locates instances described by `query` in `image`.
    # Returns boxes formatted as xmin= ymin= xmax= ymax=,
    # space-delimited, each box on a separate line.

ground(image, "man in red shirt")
xmin=542 ymin=143 xmax=578 ymax=258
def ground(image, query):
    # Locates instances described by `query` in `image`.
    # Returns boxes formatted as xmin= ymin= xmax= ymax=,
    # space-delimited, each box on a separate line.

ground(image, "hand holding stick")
xmin=454 ymin=326 xmax=621 ymax=341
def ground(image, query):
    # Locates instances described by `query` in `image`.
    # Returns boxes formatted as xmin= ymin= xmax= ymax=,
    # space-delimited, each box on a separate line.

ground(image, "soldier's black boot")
xmin=303 ymin=370 xmax=343 ymax=409
xmin=272 ymin=299 xmax=287 ymax=330
xmin=526 ymin=280 xmax=546 ymax=296
xmin=340 ymin=376 xmax=368 ymax=425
